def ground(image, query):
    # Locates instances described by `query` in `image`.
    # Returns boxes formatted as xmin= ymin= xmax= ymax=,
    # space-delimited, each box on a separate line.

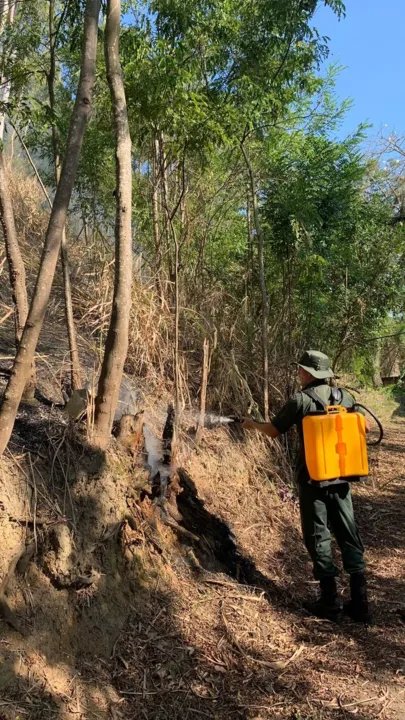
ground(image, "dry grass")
xmin=2 ymin=164 xmax=290 ymax=421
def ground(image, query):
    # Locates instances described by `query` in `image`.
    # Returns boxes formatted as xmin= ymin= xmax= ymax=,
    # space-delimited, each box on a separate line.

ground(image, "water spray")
xmin=191 ymin=411 xmax=243 ymax=429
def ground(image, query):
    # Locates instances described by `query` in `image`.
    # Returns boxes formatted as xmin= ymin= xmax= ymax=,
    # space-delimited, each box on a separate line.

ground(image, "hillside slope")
xmin=0 ymin=388 xmax=404 ymax=720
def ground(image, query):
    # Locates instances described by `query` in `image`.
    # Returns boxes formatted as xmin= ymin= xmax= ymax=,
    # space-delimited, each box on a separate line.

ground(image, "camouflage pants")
xmin=298 ymin=480 xmax=366 ymax=580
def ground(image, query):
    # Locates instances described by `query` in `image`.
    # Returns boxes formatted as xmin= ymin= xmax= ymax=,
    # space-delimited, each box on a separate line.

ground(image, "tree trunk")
xmin=240 ymin=142 xmax=269 ymax=420
xmin=0 ymin=1 xmax=36 ymax=399
xmin=159 ymin=132 xmax=173 ymax=285
xmin=171 ymin=219 xmax=180 ymax=416
xmin=246 ymin=191 xmax=254 ymax=363
xmin=196 ymin=337 xmax=210 ymax=442
xmin=152 ymin=133 xmax=163 ymax=299
xmin=10 ymin=124 xmax=85 ymax=398
xmin=92 ymin=0 xmax=132 ymax=449
xmin=373 ymin=341 xmax=383 ymax=388
xmin=0 ymin=155 xmax=26 ymax=341
xmin=0 ymin=155 xmax=35 ymax=393
xmin=0 ymin=0 xmax=15 ymax=141
xmin=0 ymin=0 xmax=100 ymax=454
xmin=48 ymin=0 xmax=82 ymax=391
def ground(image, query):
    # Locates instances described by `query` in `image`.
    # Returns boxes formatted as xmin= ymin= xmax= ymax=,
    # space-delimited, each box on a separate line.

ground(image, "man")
xmin=242 ymin=350 xmax=371 ymax=624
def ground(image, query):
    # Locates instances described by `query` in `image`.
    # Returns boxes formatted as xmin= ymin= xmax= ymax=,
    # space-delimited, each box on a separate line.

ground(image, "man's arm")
xmin=242 ymin=417 xmax=280 ymax=438
xmin=242 ymin=393 xmax=303 ymax=438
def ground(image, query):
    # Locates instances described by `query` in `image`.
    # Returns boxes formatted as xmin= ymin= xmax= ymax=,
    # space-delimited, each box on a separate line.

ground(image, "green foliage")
xmin=3 ymin=0 xmax=405 ymax=408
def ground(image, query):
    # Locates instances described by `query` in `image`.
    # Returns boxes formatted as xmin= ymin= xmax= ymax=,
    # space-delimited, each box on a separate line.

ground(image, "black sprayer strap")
xmin=302 ymin=387 xmax=342 ymax=412
xmin=330 ymin=387 xmax=343 ymax=405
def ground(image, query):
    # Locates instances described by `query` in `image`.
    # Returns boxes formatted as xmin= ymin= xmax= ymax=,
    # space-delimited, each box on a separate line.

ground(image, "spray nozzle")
xmin=228 ymin=415 xmax=243 ymax=425
xmin=201 ymin=412 xmax=243 ymax=429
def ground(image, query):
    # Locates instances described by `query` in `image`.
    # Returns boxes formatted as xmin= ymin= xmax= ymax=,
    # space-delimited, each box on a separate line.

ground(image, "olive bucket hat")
xmin=297 ymin=350 xmax=335 ymax=379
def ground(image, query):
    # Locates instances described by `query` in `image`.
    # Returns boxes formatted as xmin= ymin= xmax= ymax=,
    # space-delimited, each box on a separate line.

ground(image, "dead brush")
xmin=4 ymin=167 xmax=288 ymax=434
xmin=9 ymin=170 xmax=50 ymax=279
xmin=127 ymin=278 xmax=174 ymax=382
xmin=71 ymin=232 xmax=268 ymax=418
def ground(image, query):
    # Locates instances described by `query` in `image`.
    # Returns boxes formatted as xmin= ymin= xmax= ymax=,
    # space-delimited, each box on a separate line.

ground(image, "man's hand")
xmin=241 ymin=417 xmax=280 ymax=438
xmin=241 ymin=417 xmax=256 ymax=430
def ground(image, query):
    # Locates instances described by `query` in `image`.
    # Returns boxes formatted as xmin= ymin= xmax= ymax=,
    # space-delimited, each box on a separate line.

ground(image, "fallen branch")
xmin=335 ymin=694 xmax=383 ymax=710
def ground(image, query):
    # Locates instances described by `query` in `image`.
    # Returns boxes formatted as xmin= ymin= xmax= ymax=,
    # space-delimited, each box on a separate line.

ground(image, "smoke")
xmin=143 ymin=425 xmax=163 ymax=477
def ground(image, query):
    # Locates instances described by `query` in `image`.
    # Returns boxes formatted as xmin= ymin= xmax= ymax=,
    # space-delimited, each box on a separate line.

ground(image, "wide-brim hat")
xmin=297 ymin=350 xmax=335 ymax=379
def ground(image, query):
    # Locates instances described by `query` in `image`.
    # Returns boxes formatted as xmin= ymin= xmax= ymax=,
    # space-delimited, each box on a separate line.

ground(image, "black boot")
xmin=303 ymin=577 xmax=343 ymax=623
xmin=345 ymin=573 xmax=373 ymax=626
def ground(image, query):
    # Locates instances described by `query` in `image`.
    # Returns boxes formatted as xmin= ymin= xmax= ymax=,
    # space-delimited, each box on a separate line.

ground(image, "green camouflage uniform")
xmin=272 ymin=379 xmax=366 ymax=580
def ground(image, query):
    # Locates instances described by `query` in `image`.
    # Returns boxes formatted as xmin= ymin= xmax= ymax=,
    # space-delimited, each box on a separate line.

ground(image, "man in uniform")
xmin=242 ymin=350 xmax=371 ymax=624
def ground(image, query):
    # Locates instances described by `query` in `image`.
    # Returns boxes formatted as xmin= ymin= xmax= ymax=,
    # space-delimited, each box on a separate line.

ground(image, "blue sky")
xmin=314 ymin=0 xmax=404 ymax=139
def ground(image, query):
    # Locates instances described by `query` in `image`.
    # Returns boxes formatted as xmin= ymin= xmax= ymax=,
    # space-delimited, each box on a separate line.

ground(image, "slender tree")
xmin=241 ymin=140 xmax=270 ymax=420
xmin=93 ymin=0 xmax=133 ymax=448
xmin=151 ymin=132 xmax=163 ymax=299
xmin=47 ymin=0 xmax=83 ymax=391
xmin=0 ymin=0 xmax=36 ymax=398
xmin=0 ymin=0 xmax=100 ymax=454
xmin=0 ymin=0 xmax=15 ymax=140
xmin=0 ymin=155 xmax=30 ymax=347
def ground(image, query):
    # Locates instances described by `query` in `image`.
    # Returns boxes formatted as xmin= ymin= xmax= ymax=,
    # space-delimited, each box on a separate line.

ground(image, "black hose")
xmin=354 ymin=403 xmax=384 ymax=446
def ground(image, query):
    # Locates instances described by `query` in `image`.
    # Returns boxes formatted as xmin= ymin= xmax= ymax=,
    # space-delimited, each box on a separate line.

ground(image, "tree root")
xmin=0 ymin=545 xmax=30 ymax=636
xmin=158 ymin=506 xmax=200 ymax=542
xmin=16 ymin=541 xmax=36 ymax=575
xmin=41 ymin=561 xmax=97 ymax=591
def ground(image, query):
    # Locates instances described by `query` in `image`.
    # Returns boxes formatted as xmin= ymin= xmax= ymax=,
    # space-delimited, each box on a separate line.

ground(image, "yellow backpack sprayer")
xmin=302 ymin=387 xmax=383 ymax=482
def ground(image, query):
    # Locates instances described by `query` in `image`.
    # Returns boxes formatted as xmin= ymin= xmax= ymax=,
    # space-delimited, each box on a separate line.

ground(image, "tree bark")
xmin=152 ymin=133 xmax=163 ymax=299
xmin=12 ymin=122 xmax=86 ymax=400
xmin=0 ymin=154 xmax=27 ymax=341
xmin=48 ymin=0 xmax=82 ymax=391
xmin=159 ymin=132 xmax=173 ymax=285
xmin=373 ymin=341 xmax=383 ymax=388
xmin=246 ymin=191 xmax=254 ymax=362
xmin=240 ymin=142 xmax=269 ymax=420
xmin=0 ymin=0 xmax=15 ymax=141
xmin=92 ymin=0 xmax=132 ymax=448
xmin=0 ymin=155 xmax=32 ymax=352
xmin=196 ymin=337 xmax=210 ymax=442
xmin=171 ymin=218 xmax=180 ymax=416
xmin=0 ymin=0 xmax=100 ymax=454
xmin=0 ymin=1 xmax=35 ymax=399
